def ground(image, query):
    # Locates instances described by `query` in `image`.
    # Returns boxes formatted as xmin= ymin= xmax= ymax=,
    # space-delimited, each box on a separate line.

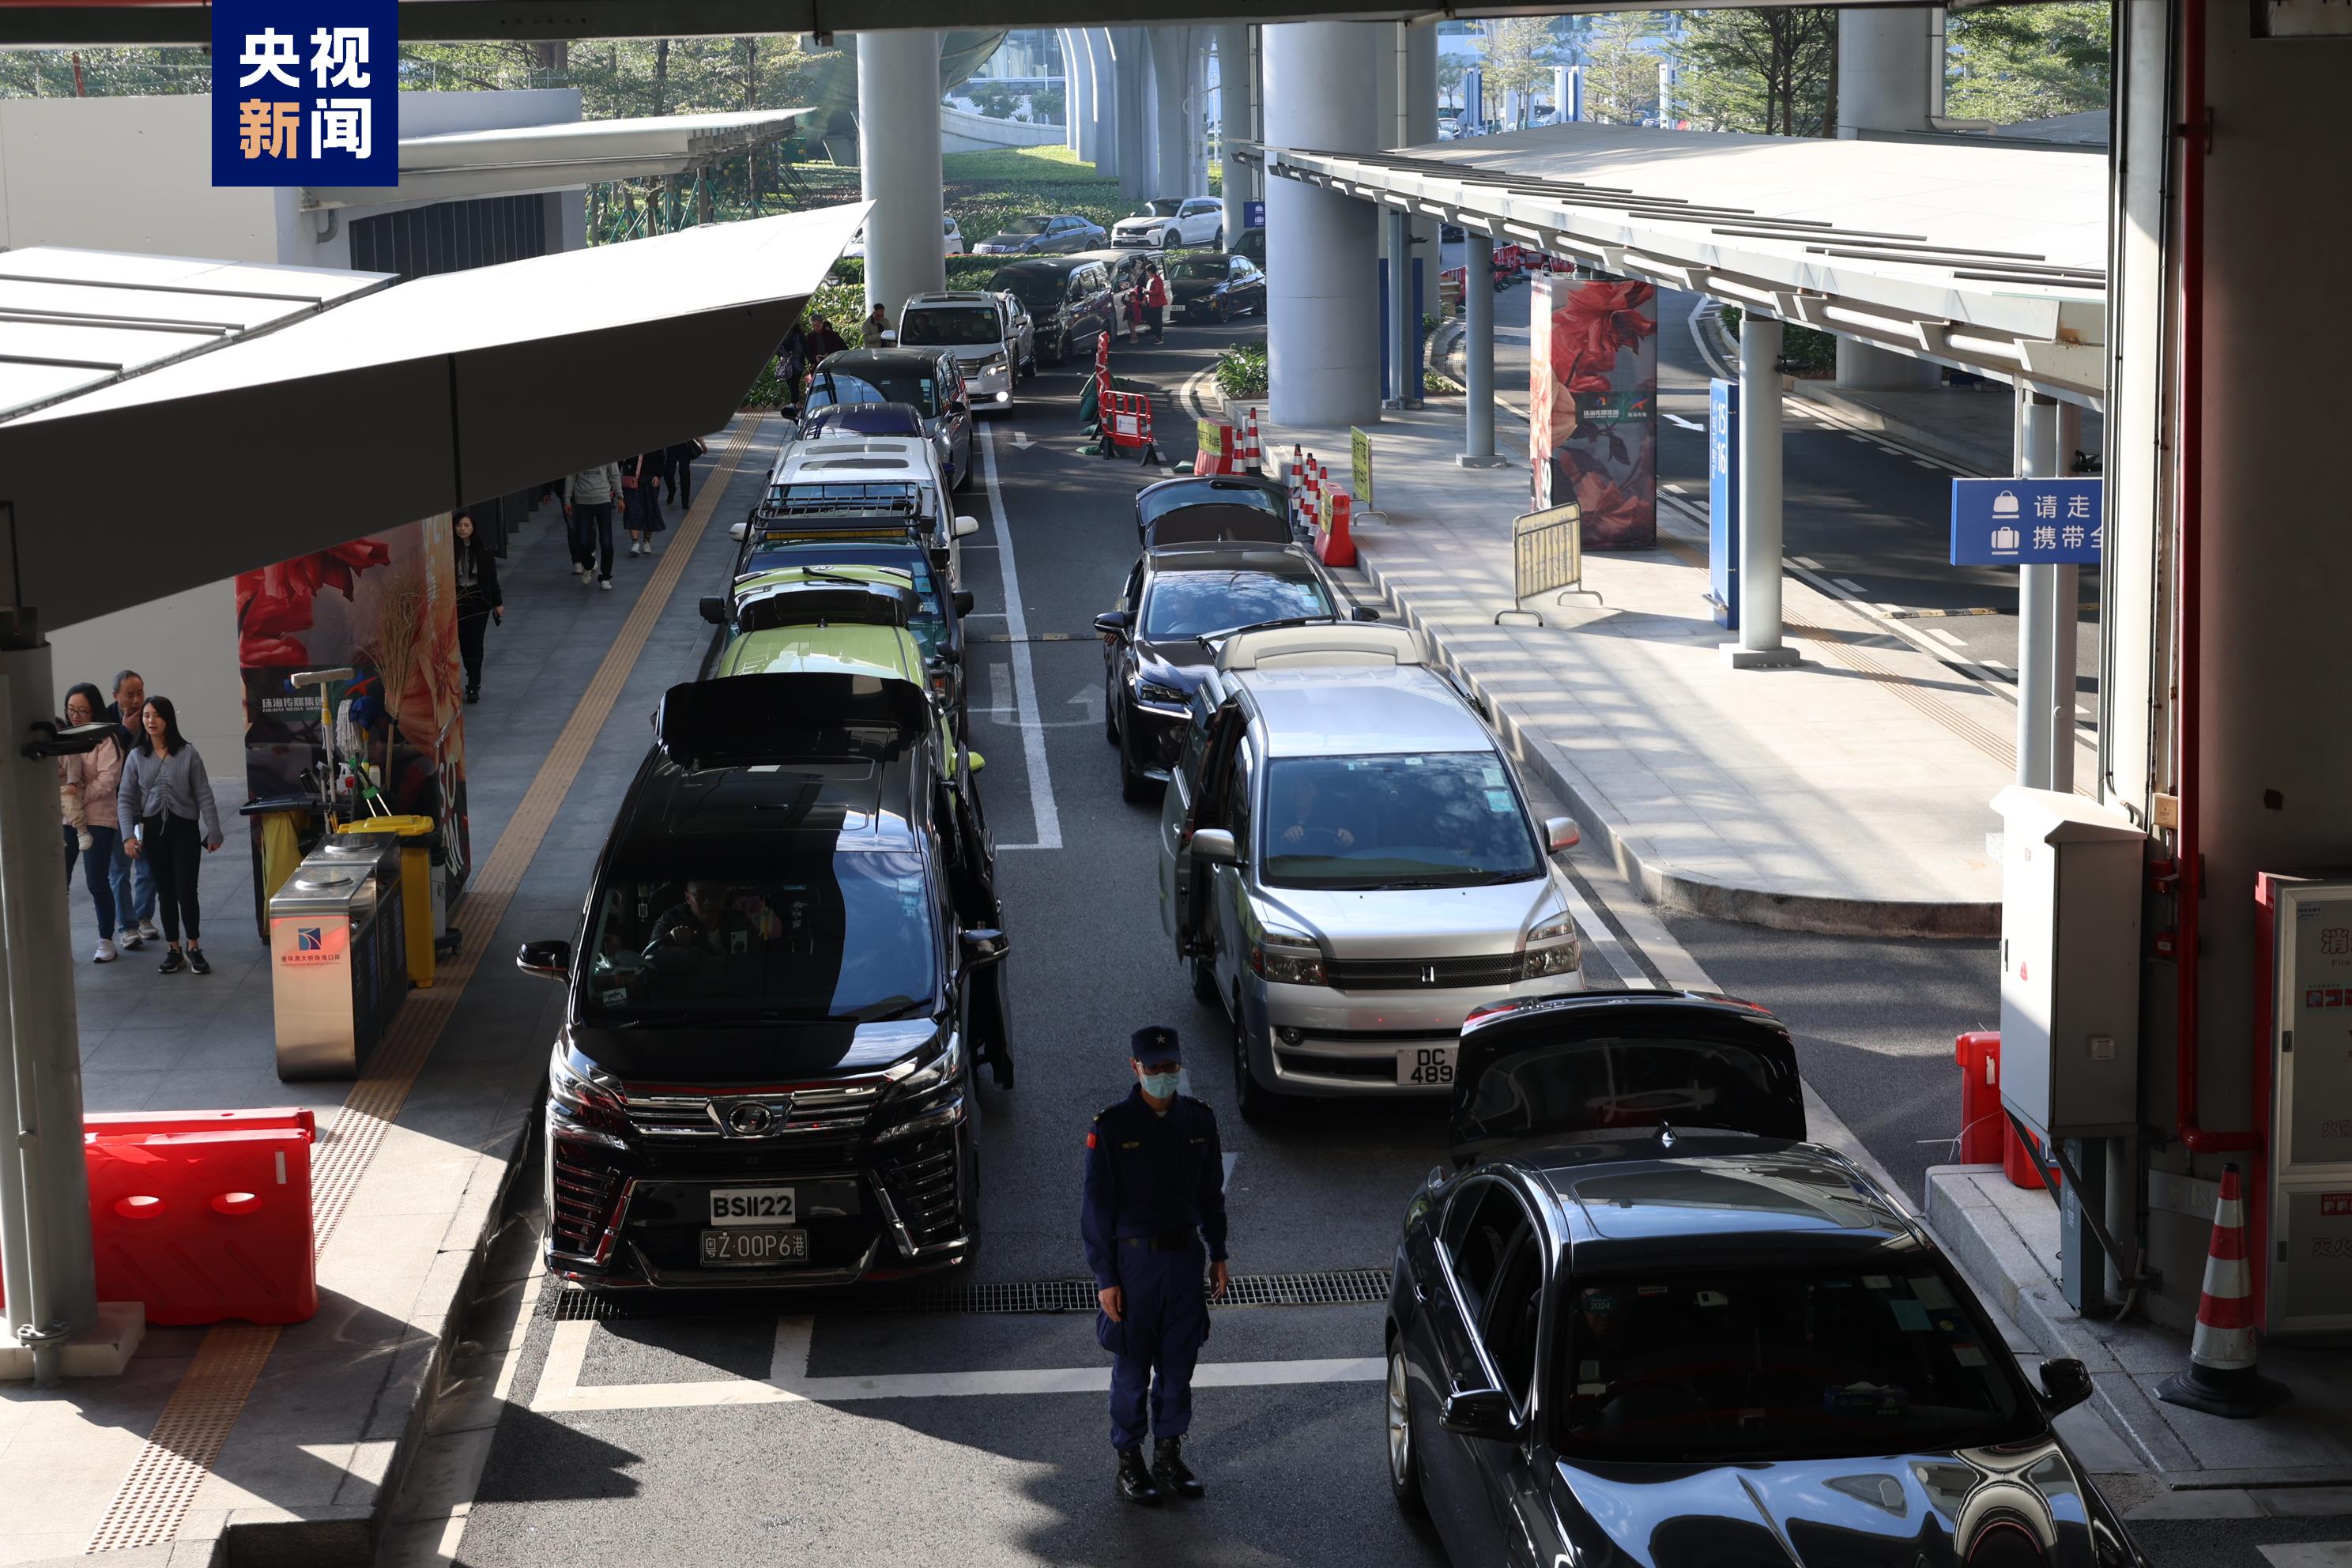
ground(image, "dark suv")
xmin=521 ymin=673 xmax=1011 ymax=1290
xmin=988 ymin=258 xmax=1114 ymax=365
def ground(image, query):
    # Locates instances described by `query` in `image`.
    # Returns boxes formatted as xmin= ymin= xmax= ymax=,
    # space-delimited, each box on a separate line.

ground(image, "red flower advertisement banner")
xmin=236 ymin=514 xmax=471 ymax=896
xmin=1528 ymin=271 xmax=1659 ymax=550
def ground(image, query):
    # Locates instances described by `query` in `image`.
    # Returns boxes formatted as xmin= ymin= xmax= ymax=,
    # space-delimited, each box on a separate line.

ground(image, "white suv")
xmin=1157 ymin=626 xmax=1585 ymax=1121
xmin=1112 ymin=198 xmax=1224 ymax=251
xmin=751 ymin=436 xmax=979 ymax=592
xmin=897 ymin=291 xmax=1035 ymax=406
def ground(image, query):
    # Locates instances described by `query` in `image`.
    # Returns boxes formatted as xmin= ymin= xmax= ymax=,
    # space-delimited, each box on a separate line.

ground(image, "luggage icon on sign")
xmin=1992 ymin=489 xmax=2021 ymax=517
xmin=1990 ymin=525 xmax=2022 ymax=552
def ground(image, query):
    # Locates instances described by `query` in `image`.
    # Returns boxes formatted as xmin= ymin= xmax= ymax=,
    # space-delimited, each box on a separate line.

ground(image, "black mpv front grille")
xmin=1324 ymin=954 xmax=1520 ymax=991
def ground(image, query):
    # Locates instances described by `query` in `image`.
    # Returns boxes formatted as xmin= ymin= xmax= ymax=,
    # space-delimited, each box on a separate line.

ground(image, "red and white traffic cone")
xmin=2156 ymin=1164 xmax=2290 ymax=1419
xmin=1245 ymin=409 xmax=1263 ymax=472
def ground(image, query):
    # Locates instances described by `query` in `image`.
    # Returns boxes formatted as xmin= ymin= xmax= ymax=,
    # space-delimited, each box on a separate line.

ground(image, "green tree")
xmin=1479 ymin=16 xmax=1556 ymax=119
xmin=1438 ymin=56 xmax=1467 ymax=112
xmin=1550 ymin=15 xmax=1596 ymax=69
xmin=0 ymin=47 xmax=208 ymax=96
xmin=1946 ymin=2 xmax=2111 ymax=123
xmin=1582 ymin=13 xmax=1660 ymax=125
xmin=1672 ymin=9 xmax=1837 ymax=136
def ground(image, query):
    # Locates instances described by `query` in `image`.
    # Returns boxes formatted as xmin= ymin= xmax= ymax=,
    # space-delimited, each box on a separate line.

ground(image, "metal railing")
xmin=1512 ymin=500 xmax=1585 ymax=604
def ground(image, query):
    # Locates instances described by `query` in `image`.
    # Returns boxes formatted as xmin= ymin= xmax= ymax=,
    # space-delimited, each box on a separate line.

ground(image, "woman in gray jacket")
xmin=117 ymin=695 xmax=222 ymax=975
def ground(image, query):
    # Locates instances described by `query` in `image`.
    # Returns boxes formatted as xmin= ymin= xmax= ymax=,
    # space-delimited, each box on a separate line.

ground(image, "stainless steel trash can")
xmin=269 ymin=842 xmax=408 ymax=1080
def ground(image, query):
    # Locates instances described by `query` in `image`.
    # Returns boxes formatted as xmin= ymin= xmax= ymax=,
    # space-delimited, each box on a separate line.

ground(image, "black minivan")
xmin=988 ymin=257 xmax=1113 ymax=365
xmin=520 ymin=673 xmax=1011 ymax=1290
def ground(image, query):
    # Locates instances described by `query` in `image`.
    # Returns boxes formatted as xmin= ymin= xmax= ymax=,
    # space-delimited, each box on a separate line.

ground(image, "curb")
xmin=1348 ymin=548 xmax=2001 ymax=941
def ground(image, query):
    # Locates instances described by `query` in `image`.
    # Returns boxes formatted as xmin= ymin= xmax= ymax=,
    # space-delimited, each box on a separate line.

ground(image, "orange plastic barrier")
xmin=1317 ymin=492 xmax=1357 ymax=568
xmin=1954 ymin=1031 xmax=2006 ymax=1165
xmin=88 ymin=1108 xmax=318 ymax=1325
xmin=1102 ymin=389 xmax=1157 ymax=462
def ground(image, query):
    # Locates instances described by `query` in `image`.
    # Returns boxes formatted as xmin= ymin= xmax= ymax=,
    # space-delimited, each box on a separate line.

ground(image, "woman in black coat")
xmin=452 ymin=512 xmax=503 ymax=703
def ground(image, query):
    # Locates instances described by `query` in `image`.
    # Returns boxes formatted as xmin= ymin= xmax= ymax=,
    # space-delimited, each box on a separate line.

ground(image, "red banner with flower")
xmin=1528 ymin=271 xmax=1659 ymax=550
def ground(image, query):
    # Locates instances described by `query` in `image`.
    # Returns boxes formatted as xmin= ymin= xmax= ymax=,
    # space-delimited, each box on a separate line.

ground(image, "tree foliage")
xmin=1582 ymin=13 xmax=1662 ymax=125
xmin=0 ymin=47 xmax=209 ymax=96
xmin=1479 ymin=16 xmax=1558 ymax=115
xmin=1946 ymin=2 xmax=2111 ymax=123
xmin=1671 ymin=9 xmax=1836 ymax=136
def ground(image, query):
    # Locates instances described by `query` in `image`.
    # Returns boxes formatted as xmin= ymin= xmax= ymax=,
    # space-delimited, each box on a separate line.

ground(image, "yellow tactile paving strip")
xmin=84 ymin=415 xmax=766 ymax=1555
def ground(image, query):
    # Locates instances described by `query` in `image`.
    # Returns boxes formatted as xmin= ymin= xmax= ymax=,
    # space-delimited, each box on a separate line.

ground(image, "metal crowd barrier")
xmin=1507 ymin=501 xmax=1599 ymax=621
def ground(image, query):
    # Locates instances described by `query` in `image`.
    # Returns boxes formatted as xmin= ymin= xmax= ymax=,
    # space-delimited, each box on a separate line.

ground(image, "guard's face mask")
xmin=1139 ymin=1069 xmax=1182 ymax=1099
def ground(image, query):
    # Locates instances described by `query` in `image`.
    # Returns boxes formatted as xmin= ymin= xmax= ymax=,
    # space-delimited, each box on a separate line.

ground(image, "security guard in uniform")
xmin=1080 ymin=1026 xmax=1231 ymax=1505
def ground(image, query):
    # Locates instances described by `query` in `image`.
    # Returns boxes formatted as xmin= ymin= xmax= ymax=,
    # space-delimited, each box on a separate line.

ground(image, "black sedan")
xmin=1388 ymin=992 xmax=2147 ymax=1568
xmin=1135 ymin=473 xmax=1291 ymax=545
xmin=1164 ymin=253 xmax=1267 ymax=323
xmin=1093 ymin=543 xmax=1370 ymax=802
xmin=972 ymin=213 xmax=1107 ymax=257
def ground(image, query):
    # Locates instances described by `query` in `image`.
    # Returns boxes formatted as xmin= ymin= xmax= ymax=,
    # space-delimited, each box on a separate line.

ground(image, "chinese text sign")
xmin=213 ymin=0 xmax=398 ymax=188
xmin=1950 ymin=477 xmax=2105 ymax=566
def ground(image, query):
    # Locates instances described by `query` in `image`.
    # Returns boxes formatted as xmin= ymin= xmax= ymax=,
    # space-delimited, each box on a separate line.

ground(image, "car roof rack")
xmin=735 ymin=581 xmax=915 ymax=634
xmin=1216 ymin=624 xmax=1429 ymax=672
xmin=656 ymin=673 xmax=930 ymax=770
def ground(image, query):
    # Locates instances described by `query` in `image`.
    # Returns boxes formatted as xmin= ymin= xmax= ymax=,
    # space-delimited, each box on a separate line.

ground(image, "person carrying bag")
xmin=117 ymin=695 xmax=222 ymax=976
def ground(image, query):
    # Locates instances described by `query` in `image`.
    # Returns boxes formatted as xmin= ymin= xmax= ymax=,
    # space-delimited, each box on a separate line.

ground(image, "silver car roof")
xmin=1237 ymin=665 xmax=1497 ymax=759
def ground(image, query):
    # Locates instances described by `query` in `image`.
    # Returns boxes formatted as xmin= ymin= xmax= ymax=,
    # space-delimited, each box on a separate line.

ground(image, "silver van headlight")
xmin=1517 ymin=913 xmax=1582 ymax=980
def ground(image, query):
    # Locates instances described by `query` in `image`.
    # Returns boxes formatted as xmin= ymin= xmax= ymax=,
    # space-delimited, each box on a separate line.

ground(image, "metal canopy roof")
xmin=1253 ymin=122 xmax=2109 ymax=402
xmin=0 ymin=200 xmax=865 ymax=630
xmin=0 ymin=249 xmax=386 ymax=424
xmin=306 ymin=107 xmax=813 ymax=211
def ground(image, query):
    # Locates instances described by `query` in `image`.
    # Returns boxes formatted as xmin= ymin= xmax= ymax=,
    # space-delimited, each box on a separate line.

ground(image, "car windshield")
xmin=1455 ymin=1034 xmax=1805 ymax=1147
xmin=1000 ymin=217 xmax=1052 ymax=236
xmin=803 ymin=372 xmax=888 ymax=411
xmin=1260 ymin=753 xmax=1541 ymax=890
xmin=1137 ymin=481 xmax=1284 ymax=528
xmin=900 ymin=307 xmax=1002 ymax=348
xmin=994 ymin=272 xmax=1063 ymax=311
xmin=852 ymin=371 xmax=941 ymax=416
xmin=580 ymin=853 xmax=937 ymax=1024
xmin=1553 ymin=1260 xmax=2041 ymax=1461
xmin=1135 ymin=200 xmax=1184 ymax=217
xmin=805 ymin=405 xmax=923 ymax=439
xmin=1140 ymin=569 xmax=1332 ymax=642
xmin=1171 ymin=259 xmax=1230 ymax=280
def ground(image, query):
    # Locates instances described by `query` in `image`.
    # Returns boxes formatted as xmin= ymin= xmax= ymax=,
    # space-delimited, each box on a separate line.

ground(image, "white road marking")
xmin=379 ymin=1265 xmax=548 ymax=1568
xmin=2259 ymin=1546 xmax=2352 ymax=1568
xmin=1833 ymin=577 xmax=1867 ymax=594
xmin=1913 ymin=458 xmax=1941 ymax=470
xmin=1223 ymin=1151 xmax=1239 ymax=1189
xmin=981 ymin=424 xmax=1062 ymax=850
xmin=1555 ymin=873 xmax=1653 ymax=990
xmin=1791 ymin=556 xmax=1822 ymax=571
xmin=1927 ymin=627 xmax=1966 ymax=647
xmin=1663 ymin=414 xmax=1705 ymax=432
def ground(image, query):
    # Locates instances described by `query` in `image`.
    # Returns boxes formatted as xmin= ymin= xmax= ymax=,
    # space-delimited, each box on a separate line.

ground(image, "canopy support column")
xmin=856 ymin=30 xmax=945 ymax=324
xmin=1458 ymin=232 xmax=1502 ymax=467
xmin=1724 ymin=315 xmax=1797 ymax=668
xmin=2016 ymin=388 xmax=2064 ymax=789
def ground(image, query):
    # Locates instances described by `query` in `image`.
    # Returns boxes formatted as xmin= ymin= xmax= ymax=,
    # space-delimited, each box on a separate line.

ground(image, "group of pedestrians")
xmin=57 ymin=669 xmax=223 ymax=974
xmin=558 ymin=438 xmax=707 ymax=592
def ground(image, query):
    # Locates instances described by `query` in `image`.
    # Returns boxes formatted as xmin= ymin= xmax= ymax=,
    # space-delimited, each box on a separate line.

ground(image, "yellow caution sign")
xmin=1350 ymin=426 xmax=1374 ymax=509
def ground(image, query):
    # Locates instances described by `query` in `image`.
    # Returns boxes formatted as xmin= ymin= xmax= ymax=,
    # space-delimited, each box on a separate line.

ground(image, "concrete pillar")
xmin=1264 ymin=21 xmax=1381 ymax=429
xmin=1402 ymin=25 xmax=1440 ymax=363
xmin=1724 ymin=315 xmax=1797 ymax=667
xmin=2052 ymin=400 xmax=2084 ymax=794
xmin=2015 ymin=389 xmax=2061 ymax=788
xmin=1834 ymin=9 xmax=1941 ymax=391
xmin=856 ymin=30 xmax=945 ymax=322
xmin=1065 ymin=29 xmax=1092 ymax=160
xmin=1090 ymin=30 xmax=1121 ymax=179
xmin=1113 ymin=30 xmax=1150 ymax=199
xmin=1152 ymin=26 xmax=1192 ymax=197
xmin=1459 ymin=232 xmax=1503 ymax=467
xmin=1385 ymin=206 xmax=1420 ymax=409
xmin=1216 ymin=24 xmax=1253 ymax=243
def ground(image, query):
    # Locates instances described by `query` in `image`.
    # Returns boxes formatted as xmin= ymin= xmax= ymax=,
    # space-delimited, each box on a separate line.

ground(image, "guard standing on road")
xmin=1081 ymin=1026 xmax=1231 ymax=1506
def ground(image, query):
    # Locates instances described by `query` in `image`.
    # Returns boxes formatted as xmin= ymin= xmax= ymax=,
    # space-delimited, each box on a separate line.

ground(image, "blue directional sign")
xmin=1708 ymin=378 xmax=1740 ymax=629
xmin=1950 ymin=477 xmax=2104 ymax=567
xmin=1243 ymin=199 xmax=1265 ymax=230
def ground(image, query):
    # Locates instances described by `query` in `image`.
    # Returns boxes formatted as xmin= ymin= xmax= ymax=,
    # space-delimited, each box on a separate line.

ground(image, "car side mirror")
xmin=1351 ymin=605 xmax=1381 ymax=622
xmin=516 ymin=940 xmax=571 ymax=982
xmin=1545 ymin=816 xmax=1581 ymax=852
xmin=954 ymin=516 xmax=981 ymax=539
xmin=2038 ymin=1357 xmax=2094 ymax=1415
xmin=953 ymin=590 xmax=976 ymax=616
xmin=1094 ymin=610 xmax=1130 ymax=638
xmin=960 ymin=928 xmax=1009 ymax=967
xmin=698 ymin=596 xmax=727 ymax=625
xmin=1189 ymin=827 xmax=1238 ymax=865
xmin=879 ymin=330 xmax=899 ymax=345
xmin=729 ymin=520 xmax=750 ymax=542
xmin=1438 ymin=1381 xmax=1522 ymax=1442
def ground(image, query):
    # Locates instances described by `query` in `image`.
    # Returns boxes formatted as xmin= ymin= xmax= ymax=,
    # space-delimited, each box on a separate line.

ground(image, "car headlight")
xmin=875 ymin=1033 xmax=966 ymax=1142
xmin=1518 ymin=913 xmax=1583 ymax=980
xmin=1134 ymin=678 xmax=1189 ymax=708
xmin=548 ymin=1038 xmax=628 ymax=1136
xmin=1249 ymin=925 xmax=1329 ymax=986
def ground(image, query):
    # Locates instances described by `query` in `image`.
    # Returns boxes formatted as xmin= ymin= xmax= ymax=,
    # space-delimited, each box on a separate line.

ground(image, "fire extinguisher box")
xmin=1993 ymin=787 xmax=2145 ymax=1143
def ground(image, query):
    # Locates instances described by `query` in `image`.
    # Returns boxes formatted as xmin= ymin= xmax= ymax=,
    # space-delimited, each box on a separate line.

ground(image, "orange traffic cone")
xmin=2156 ymin=1164 xmax=2290 ymax=1419
xmin=1244 ymin=409 xmax=1263 ymax=472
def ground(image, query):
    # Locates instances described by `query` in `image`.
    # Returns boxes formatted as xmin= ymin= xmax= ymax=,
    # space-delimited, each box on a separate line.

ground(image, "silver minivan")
xmin=1156 ymin=626 xmax=1585 ymax=1121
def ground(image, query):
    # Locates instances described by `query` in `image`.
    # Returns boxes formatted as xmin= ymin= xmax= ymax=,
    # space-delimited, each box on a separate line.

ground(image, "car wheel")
xmin=1387 ymin=1344 xmax=1428 ymax=1516
xmin=956 ymin=435 xmax=974 ymax=491
xmin=1232 ymin=993 xmax=1280 ymax=1123
xmin=1048 ymin=333 xmax=1069 ymax=368
xmin=1118 ymin=723 xmax=1152 ymax=804
xmin=1189 ymin=952 xmax=1219 ymax=1006
xmin=1159 ymin=229 xmax=1174 ymax=249
xmin=1212 ymin=227 xmax=1224 ymax=250
xmin=1104 ymin=671 xmax=1121 ymax=744
xmin=1214 ymin=297 xmax=1229 ymax=326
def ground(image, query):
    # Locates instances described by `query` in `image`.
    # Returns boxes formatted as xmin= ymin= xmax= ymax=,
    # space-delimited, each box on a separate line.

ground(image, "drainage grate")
xmin=547 ymin=1266 xmax=1389 ymax=1322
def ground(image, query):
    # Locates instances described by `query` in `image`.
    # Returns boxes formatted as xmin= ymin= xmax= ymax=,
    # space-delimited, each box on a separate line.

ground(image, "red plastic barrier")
xmin=2006 ymin=1120 xmax=2062 ymax=1193
xmin=1954 ymin=1031 xmax=2006 ymax=1165
xmin=1102 ymin=389 xmax=1155 ymax=458
xmin=88 ymin=1109 xmax=318 ymax=1325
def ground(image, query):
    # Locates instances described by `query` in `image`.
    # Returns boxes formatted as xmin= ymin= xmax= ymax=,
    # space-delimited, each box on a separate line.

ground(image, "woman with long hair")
xmin=58 ymin=681 xmax=126 ymax=962
xmin=451 ymin=512 xmax=503 ymax=703
xmin=117 ymin=695 xmax=223 ymax=975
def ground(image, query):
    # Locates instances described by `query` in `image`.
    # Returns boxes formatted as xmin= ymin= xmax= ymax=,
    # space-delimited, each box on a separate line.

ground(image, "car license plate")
xmin=1398 ymin=1046 xmax=1457 ymax=1087
xmin=709 ymin=1186 xmax=795 ymax=1227
xmin=699 ymin=1227 xmax=808 ymax=1267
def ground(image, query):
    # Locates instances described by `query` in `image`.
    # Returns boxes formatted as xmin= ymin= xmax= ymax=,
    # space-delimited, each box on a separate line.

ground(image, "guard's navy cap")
xmin=1129 ymin=1025 xmax=1181 ymax=1063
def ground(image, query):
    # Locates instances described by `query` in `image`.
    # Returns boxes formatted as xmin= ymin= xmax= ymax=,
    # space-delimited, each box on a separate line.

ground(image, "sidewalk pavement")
xmin=1241 ymin=398 xmax=2088 ymax=937
xmin=7 ymin=416 xmax=778 ymax=1567
xmin=1928 ymin=1166 xmax=2352 ymax=1519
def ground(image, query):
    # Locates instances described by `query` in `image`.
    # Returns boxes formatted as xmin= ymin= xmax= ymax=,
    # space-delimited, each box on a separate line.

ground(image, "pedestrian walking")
xmin=623 ymin=448 xmax=669 ymax=556
xmin=103 ymin=668 xmax=158 ymax=948
xmin=58 ymin=682 xmax=125 ymax=963
xmin=1143 ymin=262 xmax=1169 ymax=344
xmin=117 ymin=695 xmax=223 ymax=976
xmin=862 ymin=302 xmax=892 ymax=346
xmin=1124 ymin=277 xmax=1144 ymax=341
xmin=562 ymin=460 xmax=622 ymax=591
xmin=775 ymin=322 xmax=810 ymax=411
xmin=805 ymin=315 xmax=846 ymax=363
xmin=664 ymin=435 xmax=708 ymax=509
xmin=451 ymin=512 xmax=503 ymax=704
xmin=1080 ymin=1025 xmax=1231 ymax=1506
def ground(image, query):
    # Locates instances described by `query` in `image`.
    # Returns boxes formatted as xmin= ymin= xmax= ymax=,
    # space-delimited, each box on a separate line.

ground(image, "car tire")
xmin=1104 ymin=673 xmax=1121 ymax=744
xmin=1232 ymin=994 xmax=1280 ymax=1124
xmin=956 ymin=435 xmax=974 ymax=492
xmin=1189 ymin=953 xmax=1219 ymax=1006
xmin=1118 ymin=725 xmax=1152 ymax=804
xmin=1214 ymin=298 xmax=1229 ymax=326
xmin=1159 ymin=229 xmax=1174 ymax=249
xmin=1387 ymin=1344 xmax=1429 ymax=1516
xmin=1049 ymin=333 xmax=1068 ymax=368
xmin=1212 ymin=227 xmax=1224 ymax=250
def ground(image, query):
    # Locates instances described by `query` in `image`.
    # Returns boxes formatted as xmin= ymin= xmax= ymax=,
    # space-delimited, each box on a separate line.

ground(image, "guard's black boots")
xmin=1153 ymin=1437 xmax=1205 ymax=1499
xmin=1116 ymin=1446 xmax=1161 ymax=1506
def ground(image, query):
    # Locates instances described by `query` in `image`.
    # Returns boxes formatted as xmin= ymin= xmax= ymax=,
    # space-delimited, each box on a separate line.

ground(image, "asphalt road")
xmin=386 ymin=318 xmax=2266 ymax=1568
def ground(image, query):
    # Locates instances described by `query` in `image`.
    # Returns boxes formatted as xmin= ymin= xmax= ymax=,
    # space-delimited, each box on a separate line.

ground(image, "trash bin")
xmin=334 ymin=814 xmax=442 ymax=987
xmin=268 ymin=845 xmax=406 ymax=1080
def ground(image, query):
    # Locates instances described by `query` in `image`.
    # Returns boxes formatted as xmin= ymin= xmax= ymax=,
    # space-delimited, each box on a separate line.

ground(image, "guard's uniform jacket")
xmin=1080 ymin=1087 xmax=1228 ymax=1451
